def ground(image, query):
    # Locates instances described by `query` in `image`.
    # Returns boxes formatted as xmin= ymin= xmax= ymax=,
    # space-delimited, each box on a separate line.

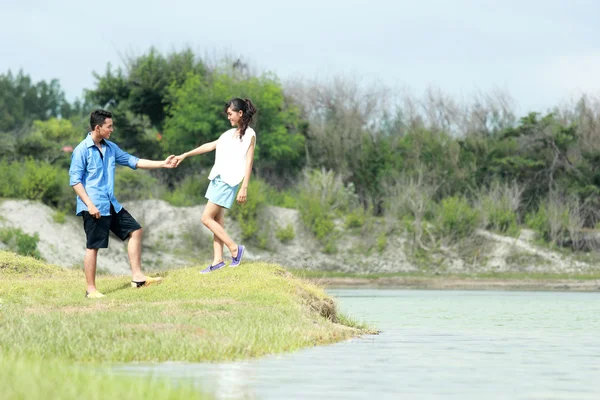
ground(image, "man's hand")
xmin=164 ymin=155 xmax=177 ymax=168
xmin=236 ymin=187 xmax=248 ymax=204
xmin=172 ymin=154 xmax=186 ymax=167
xmin=88 ymin=204 xmax=100 ymax=219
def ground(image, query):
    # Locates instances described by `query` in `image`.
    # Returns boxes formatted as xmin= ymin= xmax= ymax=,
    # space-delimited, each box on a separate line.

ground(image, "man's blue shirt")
xmin=69 ymin=133 xmax=139 ymax=216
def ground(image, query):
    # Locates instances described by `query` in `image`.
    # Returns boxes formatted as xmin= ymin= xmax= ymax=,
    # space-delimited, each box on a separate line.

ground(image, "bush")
xmin=275 ymin=223 xmax=295 ymax=243
xmin=436 ymin=196 xmax=480 ymax=240
xmin=21 ymin=159 xmax=60 ymax=201
xmin=229 ymin=179 xmax=268 ymax=245
xmin=0 ymin=228 xmax=42 ymax=259
xmin=162 ymin=175 xmax=209 ymax=207
xmin=377 ymin=231 xmax=387 ymax=253
xmin=525 ymin=194 xmax=578 ymax=247
xmin=52 ymin=211 xmax=66 ymax=224
xmin=297 ymin=169 xmax=358 ymax=252
xmin=476 ymin=181 xmax=521 ymax=235
xmin=0 ymin=159 xmax=72 ymax=212
xmin=0 ymin=161 xmax=20 ymax=198
xmin=115 ymin=168 xmax=159 ymax=202
xmin=345 ymin=209 xmax=365 ymax=229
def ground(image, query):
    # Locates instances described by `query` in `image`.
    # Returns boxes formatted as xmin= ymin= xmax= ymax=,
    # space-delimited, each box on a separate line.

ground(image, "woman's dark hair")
xmin=224 ymin=98 xmax=257 ymax=139
xmin=90 ymin=109 xmax=112 ymax=131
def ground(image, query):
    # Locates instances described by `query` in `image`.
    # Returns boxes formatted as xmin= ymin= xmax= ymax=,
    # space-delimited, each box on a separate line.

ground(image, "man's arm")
xmin=113 ymin=142 xmax=176 ymax=170
xmin=136 ymin=155 xmax=177 ymax=169
xmin=72 ymin=183 xmax=100 ymax=219
xmin=69 ymin=146 xmax=102 ymax=218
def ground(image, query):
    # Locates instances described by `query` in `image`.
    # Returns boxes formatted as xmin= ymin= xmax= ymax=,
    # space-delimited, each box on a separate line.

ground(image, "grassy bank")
xmin=290 ymin=269 xmax=600 ymax=291
xmin=0 ymin=251 xmax=367 ymax=399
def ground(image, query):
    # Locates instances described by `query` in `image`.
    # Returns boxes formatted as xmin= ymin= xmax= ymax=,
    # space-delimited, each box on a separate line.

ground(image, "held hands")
xmin=164 ymin=155 xmax=178 ymax=168
xmin=237 ymin=187 xmax=248 ymax=204
xmin=169 ymin=154 xmax=186 ymax=168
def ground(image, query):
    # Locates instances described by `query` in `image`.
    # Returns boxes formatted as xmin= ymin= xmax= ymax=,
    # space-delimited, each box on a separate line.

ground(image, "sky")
xmin=1 ymin=0 xmax=599 ymax=114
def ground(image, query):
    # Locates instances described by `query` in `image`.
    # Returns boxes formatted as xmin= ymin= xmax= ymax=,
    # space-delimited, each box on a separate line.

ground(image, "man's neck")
xmin=90 ymin=132 xmax=104 ymax=146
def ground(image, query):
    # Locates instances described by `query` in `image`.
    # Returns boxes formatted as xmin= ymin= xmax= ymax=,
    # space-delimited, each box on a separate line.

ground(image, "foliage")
xmin=345 ymin=209 xmax=366 ymax=229
xmin=0 ymin=70 xmax=75 ymax=131
xmin=163 ymin=71 xmax=306 ymax=181
xmin=476 ymin=181 xmax=521 ymax=235
xmin=275 ymin=223 xmax=295 ymax=243
xmin=52 ymin=211 xmax=66 ymax=224
xmin=0 ymin=228 xmax=42 ymax=259
xmin=6 ymin=52 xmax=600 ymax=254
xmin=297 ymin=169 xmax=358 ymax=252
xmin=229 ymin=179 xmax=268 ymax=245
xmin=161 ymin=174 xmax=209 ymax=207
xmin=436 ymin=196 xmax=480 ymax=241
xmin=115 ymin=168 xmax=159 ymax=201
xmin=0 ymin=159 xmax=72 ymax=211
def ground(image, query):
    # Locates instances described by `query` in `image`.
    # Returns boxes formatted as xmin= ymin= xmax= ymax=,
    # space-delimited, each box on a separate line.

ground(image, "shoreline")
xmin=311 ymin=276 xmax=600 ymax=292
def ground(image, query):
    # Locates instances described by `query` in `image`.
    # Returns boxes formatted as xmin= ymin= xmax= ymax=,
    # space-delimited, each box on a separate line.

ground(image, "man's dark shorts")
xmin=82 ymin=205 xmax=142 ymax=249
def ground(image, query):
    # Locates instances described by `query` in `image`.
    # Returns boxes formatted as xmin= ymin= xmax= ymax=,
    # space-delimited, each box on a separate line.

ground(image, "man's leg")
xmin=202 ymin=202 xmax=238 ymax=257
xmin=127 ymin=228 xmax=146 ymax=282
xmin=84 ymin=248 xmax=99 ymax=293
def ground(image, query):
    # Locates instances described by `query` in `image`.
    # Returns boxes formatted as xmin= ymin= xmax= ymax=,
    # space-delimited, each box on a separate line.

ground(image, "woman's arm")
xmin=236 ymin=136 xmax=256 ymax=204
xmin=174 ymin=140 xmax=217 ymax=166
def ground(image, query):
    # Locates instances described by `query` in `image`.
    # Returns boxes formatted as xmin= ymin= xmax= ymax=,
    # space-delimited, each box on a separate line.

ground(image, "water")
xmin=119 ymin=289 xmax=600 ymax=399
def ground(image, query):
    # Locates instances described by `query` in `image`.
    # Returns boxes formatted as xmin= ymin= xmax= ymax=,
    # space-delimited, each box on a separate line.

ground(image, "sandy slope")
xmin=1 ymin=199 xmax=599 ymax=277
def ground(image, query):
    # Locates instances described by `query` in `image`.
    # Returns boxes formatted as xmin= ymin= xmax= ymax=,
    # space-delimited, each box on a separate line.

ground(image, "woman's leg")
xmin=202 ymin=201 xmax=238 ymax=258
xmin=212 ymin=207 xmax=225 ymax=265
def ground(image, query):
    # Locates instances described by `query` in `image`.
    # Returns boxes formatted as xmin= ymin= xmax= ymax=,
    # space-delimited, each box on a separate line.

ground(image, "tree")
xmin=0 ymin=70 xmax=71 ymax=131
xmin=163 ymin=71 xmax=306 ymax=184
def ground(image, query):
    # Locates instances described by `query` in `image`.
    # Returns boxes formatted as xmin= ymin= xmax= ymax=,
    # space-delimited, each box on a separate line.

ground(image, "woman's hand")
xmin=163 ymin=155 xmax=177 ymax=168
xmin=237 ymin=187 xmax=248 ymax=204
xmin=172 ymin=154 xmax=187 ymax=167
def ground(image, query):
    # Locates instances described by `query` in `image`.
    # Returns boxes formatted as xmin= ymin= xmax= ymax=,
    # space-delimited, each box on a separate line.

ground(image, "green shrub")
xmin=21 ymin=159 xmax=59 ymax=201
xmin=162 ymin=175 xmax=209 ymax=207
xmin=275 ymin=223 xmax=295 ymax=243
xmin=525 ymin=199 xmax=570 ymax=246
xmin=275 ymin=192 xmax=298 ymax=209
xmin=0 ymin=161 xmax=20 ymax=198
xmin=0 ymin=160 xmax=71 ymax=211
xmin=52 ymin=211 xmax=66 ymax=224
xmin=0 ymin=228 xmax=42 ymax=259
xmin=477 ymin=182 xmax=521 ymax=235
xmin=229 ymin=179 xmax=268 ymax=245
xmin=345 ymin=209 xmax=365 ymax=229
xmin=377 ymin=231 xmax=387 ymax=253
xmin=437 ymin=196 xmax=480 ymax=240
xmin=115 ymin=168 xmax=158 ymax=201
xmin=297 ymin=169 xmax=358 ymax=252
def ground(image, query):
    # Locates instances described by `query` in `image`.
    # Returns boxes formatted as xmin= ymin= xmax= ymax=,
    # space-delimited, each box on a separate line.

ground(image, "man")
xmin=69 ymin=109 xmax=176 ymax=298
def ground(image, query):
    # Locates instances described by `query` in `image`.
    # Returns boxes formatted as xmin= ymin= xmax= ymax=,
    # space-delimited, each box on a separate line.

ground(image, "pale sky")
xmin=2 ymin=0 xmax=599 ymax=114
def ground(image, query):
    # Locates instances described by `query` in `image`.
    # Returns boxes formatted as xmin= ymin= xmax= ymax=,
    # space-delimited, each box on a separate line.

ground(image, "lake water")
xmin=119 ymin=289 xmax=600 ymax=399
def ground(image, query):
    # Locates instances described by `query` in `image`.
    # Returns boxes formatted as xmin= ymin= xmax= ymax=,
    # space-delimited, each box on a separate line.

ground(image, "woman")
xmin=173 ymin=98 xmax=257 ymax=273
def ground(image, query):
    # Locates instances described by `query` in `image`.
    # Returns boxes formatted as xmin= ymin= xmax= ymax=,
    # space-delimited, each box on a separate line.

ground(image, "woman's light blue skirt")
xmin=205 ymin=175 xmax=239 ymax=209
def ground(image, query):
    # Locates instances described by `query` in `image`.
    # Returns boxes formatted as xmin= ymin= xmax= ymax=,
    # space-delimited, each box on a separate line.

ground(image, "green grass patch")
xmin=1 ymin=355 xmax=208 ymax=400
xmin=0 ymin=250 xmax=370 ymax=399
xmin=0 ymin=251 xmax=366 ymax=364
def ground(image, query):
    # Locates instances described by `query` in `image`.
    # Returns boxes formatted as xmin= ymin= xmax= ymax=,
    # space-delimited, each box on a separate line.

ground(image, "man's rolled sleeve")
xmin=114 ymin=144 xmax=139 ymax=170
xmin=69 ymin=147 xmax=86 ymax=186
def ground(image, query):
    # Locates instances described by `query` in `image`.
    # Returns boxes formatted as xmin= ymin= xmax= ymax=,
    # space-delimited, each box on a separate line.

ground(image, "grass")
xmin=1 ymin=356 xmax=207 ymax=400
xmin=0 ymin=250 xmax=369 ymax=399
